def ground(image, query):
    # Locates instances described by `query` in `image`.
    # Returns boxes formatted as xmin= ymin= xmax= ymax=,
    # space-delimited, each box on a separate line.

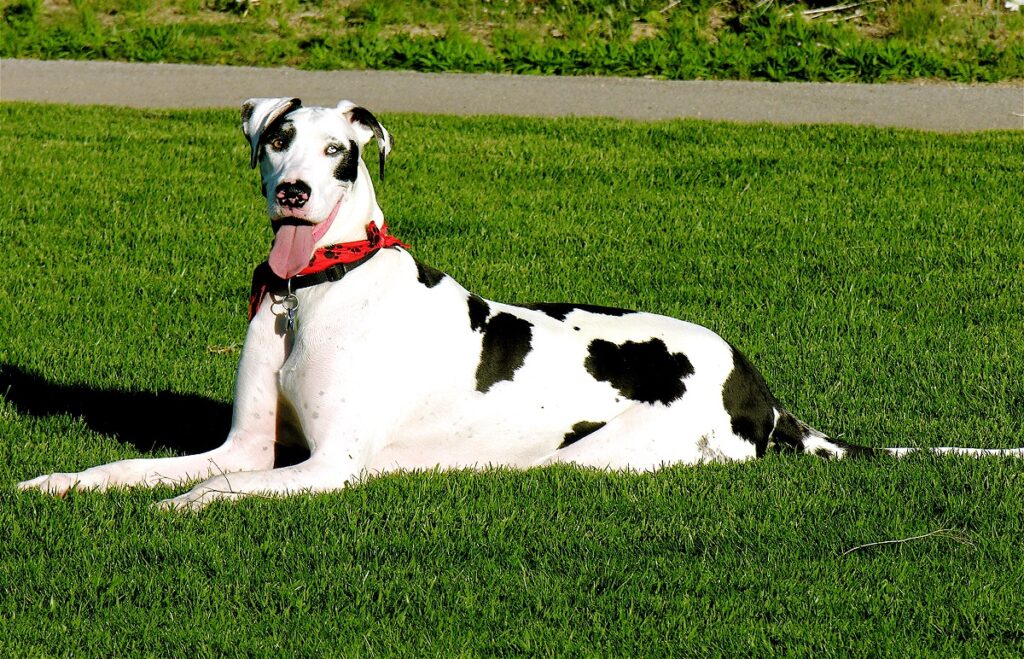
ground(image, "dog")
xmin=18 ymin=98 xmax=1023 ymax=510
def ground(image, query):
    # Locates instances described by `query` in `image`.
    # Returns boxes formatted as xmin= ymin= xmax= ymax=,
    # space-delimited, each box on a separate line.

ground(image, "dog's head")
xmin=241 ymin=98 xmax=392 ymax=277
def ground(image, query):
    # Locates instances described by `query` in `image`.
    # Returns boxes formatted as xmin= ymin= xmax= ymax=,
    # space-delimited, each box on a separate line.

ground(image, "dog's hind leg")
xmin=542 ymin=399 xmax=760 ymax=471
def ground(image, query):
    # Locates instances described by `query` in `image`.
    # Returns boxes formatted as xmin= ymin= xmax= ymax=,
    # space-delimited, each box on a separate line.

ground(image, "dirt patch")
xmin=702 ymin=6 xmax=729 ymax=44
xmin=629 ymin=20 xmax=659 ymax=41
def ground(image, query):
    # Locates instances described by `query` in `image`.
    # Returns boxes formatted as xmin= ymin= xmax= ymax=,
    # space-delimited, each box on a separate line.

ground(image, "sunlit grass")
xmin=1 ymin=103 xmax=1022 ymax=654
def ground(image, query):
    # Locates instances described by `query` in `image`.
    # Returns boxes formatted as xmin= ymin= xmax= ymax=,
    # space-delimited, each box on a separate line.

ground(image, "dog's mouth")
xmin=268 ymin=201 xmax=342 ymax=279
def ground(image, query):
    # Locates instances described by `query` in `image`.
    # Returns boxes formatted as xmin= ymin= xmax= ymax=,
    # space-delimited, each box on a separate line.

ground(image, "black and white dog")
xmin=19 ymin=99 xmax=1022 ymax=510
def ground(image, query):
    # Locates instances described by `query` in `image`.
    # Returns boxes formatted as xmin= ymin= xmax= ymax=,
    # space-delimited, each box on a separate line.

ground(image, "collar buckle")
xmin=323 ymin=264 xmax=348 ymax=282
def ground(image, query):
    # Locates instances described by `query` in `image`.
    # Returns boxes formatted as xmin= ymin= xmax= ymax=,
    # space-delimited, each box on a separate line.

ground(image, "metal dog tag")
xmin=284 ymin=296 xmax=298 ymax=333
xmin=283 ymin=280 xmax=299 ymax=333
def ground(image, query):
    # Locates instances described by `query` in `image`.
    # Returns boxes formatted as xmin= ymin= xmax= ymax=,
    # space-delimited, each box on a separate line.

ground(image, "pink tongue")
xmin=268 ymin=223 xmax=316 ymax=279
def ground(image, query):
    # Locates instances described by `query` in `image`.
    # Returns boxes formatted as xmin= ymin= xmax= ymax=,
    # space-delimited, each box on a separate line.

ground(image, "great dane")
xmin=19 ymin=98 xmax=1023 ymax=510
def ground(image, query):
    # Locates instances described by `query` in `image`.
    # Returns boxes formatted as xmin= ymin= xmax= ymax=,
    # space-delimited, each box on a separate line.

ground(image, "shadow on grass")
xmin=0 ymin=365 xmax=308 ymax=467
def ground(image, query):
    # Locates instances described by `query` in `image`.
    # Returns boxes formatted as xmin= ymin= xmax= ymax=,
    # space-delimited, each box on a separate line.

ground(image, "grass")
xmin=2 ymin=0 xmax=1023 ymax=82
xmin=1 ymin=102 xmax=1023 ymax=654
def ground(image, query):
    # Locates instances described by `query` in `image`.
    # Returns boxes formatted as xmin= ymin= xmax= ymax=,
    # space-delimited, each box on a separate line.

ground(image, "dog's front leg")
xmin=18 ymin=312 xmax=287 ymax=496
xmin=154 ymin=453 xmax=361 ymax=511
xmin=156 ymin=380 xmax=384 ymax=511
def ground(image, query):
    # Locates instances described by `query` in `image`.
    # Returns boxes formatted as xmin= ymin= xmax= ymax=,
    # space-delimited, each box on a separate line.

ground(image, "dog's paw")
xmin=17 ymin=472 xmax=93 ymax=496
xmin=154 ymin=493 xmax=203 ymax=513
xmin=154 ymin=479 xmax=242 ymax=513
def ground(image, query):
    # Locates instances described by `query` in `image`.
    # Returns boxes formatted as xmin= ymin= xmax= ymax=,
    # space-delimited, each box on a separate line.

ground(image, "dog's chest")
xmin=273 ymin=257 xmax=483 ymax=405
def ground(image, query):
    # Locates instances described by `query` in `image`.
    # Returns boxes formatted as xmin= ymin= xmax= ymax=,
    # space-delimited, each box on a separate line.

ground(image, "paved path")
xmin=2 ymin=58 xmax=1022 ymax=131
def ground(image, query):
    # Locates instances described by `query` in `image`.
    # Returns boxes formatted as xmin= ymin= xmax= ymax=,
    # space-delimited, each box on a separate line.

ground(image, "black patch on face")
xmin=559 ymin=421 xmax=607 ymax=449
xmin=415 ymin=260 xmax=447 ymax=288
xmin=467 ymin=294 xmax=490 ymax=333
xmin=260 ymin=121 xmax=296 ymax=158
xmin=333 ymin=139 xmax=360 ymax=183
xmin=525 ymin=302 xmax=635 ymax=322
xmin=475 ymin=313 xmax=534 ymax=393
xmin=721 ymin=345 xmax=777 ymax=456
xmin=584 ymin=338 xmax=694 ymax=405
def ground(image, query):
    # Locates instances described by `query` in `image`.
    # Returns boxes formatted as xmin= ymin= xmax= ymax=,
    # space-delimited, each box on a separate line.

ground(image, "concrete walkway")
xmin=2 ymin=58 xmax=1022 ymax=131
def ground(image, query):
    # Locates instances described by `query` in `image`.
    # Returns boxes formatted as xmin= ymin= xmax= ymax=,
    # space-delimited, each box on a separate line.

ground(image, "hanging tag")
xmin=283 ymin=280 xmax=298 ymax=333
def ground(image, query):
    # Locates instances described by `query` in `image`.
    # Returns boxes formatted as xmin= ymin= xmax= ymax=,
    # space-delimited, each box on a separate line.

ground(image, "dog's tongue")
xmin=268 ymin=223 xmax=315 ymax=279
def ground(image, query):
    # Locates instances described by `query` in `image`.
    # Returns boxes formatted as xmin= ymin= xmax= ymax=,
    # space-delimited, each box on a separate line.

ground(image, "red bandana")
xmin=248 ymin=221 xmax=408 ymax=320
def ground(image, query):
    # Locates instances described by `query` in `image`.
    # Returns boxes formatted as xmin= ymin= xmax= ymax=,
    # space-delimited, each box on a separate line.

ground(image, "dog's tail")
xmin=726 ymin=343 xmax=1023 ymax=460
xmin=883 ymin=445 xmax=1024 ymax=458
xmin=773 ymin=410 xmax=1024 ymax=460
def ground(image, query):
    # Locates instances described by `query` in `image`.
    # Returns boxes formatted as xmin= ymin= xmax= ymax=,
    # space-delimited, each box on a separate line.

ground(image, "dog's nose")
xmin=275 ymin=181 xmax=312 ymax=208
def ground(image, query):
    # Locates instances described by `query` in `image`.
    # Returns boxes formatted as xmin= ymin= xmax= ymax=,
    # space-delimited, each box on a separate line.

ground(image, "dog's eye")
xmin=269 ymin=137 xmax=285 ymax=150
xmin=325 ymin=144 xmax=343 ymax=156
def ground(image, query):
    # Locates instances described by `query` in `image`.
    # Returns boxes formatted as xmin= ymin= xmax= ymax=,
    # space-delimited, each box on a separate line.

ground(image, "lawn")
xmin=1 ymin=103 xmax=1023 ymax=654
xmin=2 ymin=0 xmax=1023 ymax=82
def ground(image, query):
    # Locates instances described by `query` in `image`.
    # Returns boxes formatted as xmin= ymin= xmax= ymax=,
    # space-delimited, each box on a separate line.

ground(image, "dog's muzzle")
xmin=276 ymin=181 xmax=311 ymax=209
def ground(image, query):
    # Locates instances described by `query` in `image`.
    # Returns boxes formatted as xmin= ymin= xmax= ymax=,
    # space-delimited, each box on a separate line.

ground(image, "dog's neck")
xmin=317 ymin=161 xmax=386 ymax=247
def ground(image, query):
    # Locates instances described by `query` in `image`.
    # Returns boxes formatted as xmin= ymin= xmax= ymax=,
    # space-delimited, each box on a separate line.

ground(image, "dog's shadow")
xmin=0 ymin=365 xmax=308 ymax=467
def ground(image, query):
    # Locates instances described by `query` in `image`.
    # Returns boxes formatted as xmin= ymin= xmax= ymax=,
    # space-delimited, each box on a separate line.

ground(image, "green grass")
xmin=2 ymin=0 xmax=1023 ymax=82
xmin=2 ymin=103 xmax=1023 ymax=654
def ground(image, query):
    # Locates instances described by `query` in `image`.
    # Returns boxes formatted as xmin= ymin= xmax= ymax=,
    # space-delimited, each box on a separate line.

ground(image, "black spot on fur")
xmin=786 ymin=427 xmax=876 ymax=458
xmin=721 ymin=345 xmax=777 ymax=456
xmin=347 ymin=106 xmax=390 ymax=180
xmin=348 ymin=106 xmax=382 ymax=134
xmin=584 ymin=338 xmax=693 ymax=405
xmin=559 ymin=421 xmax=607 ymax=449
xmin=467 ymin=294 xmax=490 ymax=333
xmin=769 ymin=410 xmax=806 ymax=454
xmin=475 ymin=313 xmax=534 ymax=393
xmin=241 ymin=102 xmax=256 ymax=125
xmin=333 ymin=139 xmax=360 ymax=183
xmin=831 ymin=438 xmax=878 ymax=459
xmin=526 ymin=302 xmax=635 ymax=322
xmin=722 ymin=346 xmax=873 ymax=460
xmin=415 ymin=260 xmax=447 ymax=288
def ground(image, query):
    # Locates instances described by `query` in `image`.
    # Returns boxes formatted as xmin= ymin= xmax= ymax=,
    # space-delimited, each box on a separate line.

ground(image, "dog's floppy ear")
xmin=337 ymin=100 xmax=392 ymax=182
xmin=241 ymin=97 xmax=302 ymax=169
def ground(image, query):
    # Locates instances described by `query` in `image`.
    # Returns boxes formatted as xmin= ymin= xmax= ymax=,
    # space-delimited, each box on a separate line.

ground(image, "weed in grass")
xmin=1 ymin=104 xmax=1023 ymax=653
